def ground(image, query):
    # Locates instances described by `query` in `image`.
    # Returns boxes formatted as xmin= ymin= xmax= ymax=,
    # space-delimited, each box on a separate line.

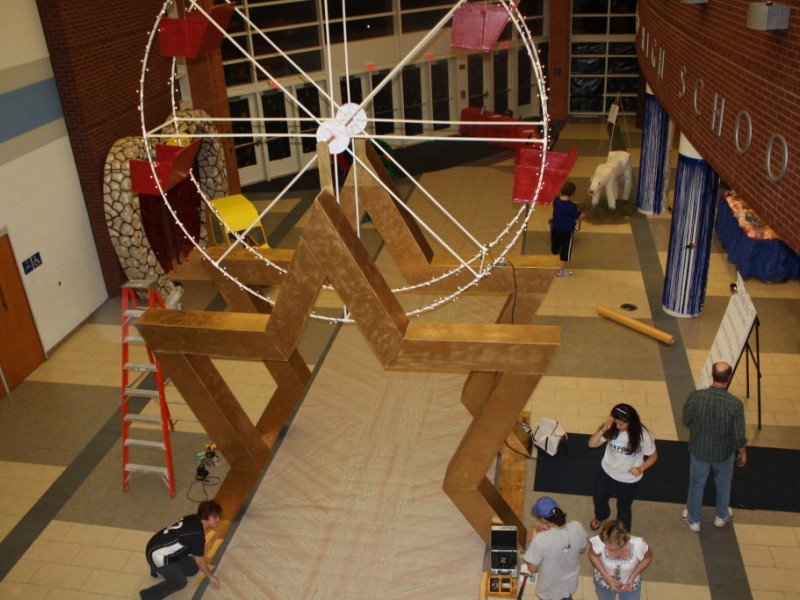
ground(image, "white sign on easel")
xmin=607 ymin=103 xmax=620 ymax=125
xmin=696 ymin=273 xmax=757 ymax=389
xmin=601 ymin=93 xmax=630 ymax=154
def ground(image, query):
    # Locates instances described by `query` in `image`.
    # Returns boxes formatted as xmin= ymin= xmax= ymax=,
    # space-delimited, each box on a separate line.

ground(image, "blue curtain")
xmin=636 ymin=93 xmax=670 ymax=215
xmin=662 ymin=156 xmax=719 ymax=316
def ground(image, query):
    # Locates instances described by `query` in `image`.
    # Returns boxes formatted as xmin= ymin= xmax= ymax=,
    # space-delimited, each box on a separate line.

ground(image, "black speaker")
xmin=490 ymin=525 xmax=518 ymax=576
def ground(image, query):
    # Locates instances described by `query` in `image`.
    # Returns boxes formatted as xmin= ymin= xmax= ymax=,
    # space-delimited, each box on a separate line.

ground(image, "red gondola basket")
xmin=130 ymin=138 xmax=202 ymax=196
xmin=451 ymin=1 xmax=519 ymax=52
xmin=158 ymin=4 xmax=236 ymax=58
xmin=512 ymin=145 xmax=578 ymax=205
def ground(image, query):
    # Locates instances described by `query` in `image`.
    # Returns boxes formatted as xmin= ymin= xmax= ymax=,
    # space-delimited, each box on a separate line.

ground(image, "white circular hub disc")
xmin=316 ymin=120 xmax=350 ymax=154
xmin=336 ymin=102 xmax=368 ymax=135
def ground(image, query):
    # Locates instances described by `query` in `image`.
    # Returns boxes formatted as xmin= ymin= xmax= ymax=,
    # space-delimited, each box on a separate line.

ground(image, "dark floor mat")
xmin=534 ymin=433 xmax=800 ymax=513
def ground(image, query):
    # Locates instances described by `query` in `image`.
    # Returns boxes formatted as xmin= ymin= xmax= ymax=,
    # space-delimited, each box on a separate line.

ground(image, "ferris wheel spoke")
xmin=353 ymin=0 xmax=467 ymax=129
xmin=347 ymin=148 xmax=482 ymax=277
xmin=338 ymin=3 xmax=354 ymax=107
xmin=320 ymin=0 xmax=341 ymax=111
xmin=139 ymin=0 xmax=551 ymax=321
xmin=359 ymin=132 xmax=545 ymax=146
xmin=184 ymin=1 xmax=337 ymax=125
xmin=363 ymin=138 xmax=485 ymax=255
xmin=351 ymin=158 xmax=363 ymax=236
xmin=231 ymin=155 xmax=324 ymax=265
xmin=260 ymin=153 xmax=322 ymax=218
xmin=368 ymin=115 xmax=546 ymax=127
xmin=349 ymin=137 xmax=533 ymax=258
xmin=204 ymin=152 xmax=321 ymax=270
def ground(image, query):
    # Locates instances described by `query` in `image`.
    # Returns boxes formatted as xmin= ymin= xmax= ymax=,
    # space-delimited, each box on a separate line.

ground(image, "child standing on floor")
xmin=549 ymin=181 xmax=586 ymax=277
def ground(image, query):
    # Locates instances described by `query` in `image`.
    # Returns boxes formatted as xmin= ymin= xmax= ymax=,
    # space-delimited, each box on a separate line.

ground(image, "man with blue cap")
xmin=522 ymin=496 xmax=587 ymax=600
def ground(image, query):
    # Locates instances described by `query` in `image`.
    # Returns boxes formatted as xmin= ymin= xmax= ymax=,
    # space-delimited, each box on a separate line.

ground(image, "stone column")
xmin=662 ymin=135 xmax=719 ymax=317
xmin=636 ymin=84 xmax=673 ymax=215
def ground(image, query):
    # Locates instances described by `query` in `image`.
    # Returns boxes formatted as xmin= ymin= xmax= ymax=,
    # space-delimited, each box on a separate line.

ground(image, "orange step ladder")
xmin=121 ymin=279 xmax=176 ymax=497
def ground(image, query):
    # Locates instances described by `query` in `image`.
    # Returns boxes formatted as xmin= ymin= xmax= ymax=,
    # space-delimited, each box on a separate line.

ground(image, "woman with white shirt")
xmin=588 ymin=403 xmax=658 ymax=532
xmin=588 ymin=519 xmax=653 ymax=600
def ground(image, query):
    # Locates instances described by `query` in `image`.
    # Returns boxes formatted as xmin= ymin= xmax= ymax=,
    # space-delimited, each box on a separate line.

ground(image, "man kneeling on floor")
xmin=141 ymin=499 xmax=222 ymax=599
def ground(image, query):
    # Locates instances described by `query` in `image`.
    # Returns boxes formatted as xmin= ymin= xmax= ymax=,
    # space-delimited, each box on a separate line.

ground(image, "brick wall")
xmin=638 ymin=0 xmax=800 ymax=255
xmin=36 ymin=1 xmax=174 ymax=296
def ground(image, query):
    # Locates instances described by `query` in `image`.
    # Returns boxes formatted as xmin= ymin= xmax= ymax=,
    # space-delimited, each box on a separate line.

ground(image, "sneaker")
xmin=714 ymin=508 xmax=733 ymax=528
xmin=557 ymin=270 xmax=574 ymax=277
xmin=682 ymin=508 xmax=700 ymax=533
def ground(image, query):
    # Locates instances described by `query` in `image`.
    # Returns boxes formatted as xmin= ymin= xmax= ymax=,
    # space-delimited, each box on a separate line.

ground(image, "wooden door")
xmin=0 ymin=234 xmax=46 ymax=395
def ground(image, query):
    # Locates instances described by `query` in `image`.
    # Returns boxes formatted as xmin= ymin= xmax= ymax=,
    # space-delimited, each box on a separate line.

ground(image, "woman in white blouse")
xmin=587 ymin=519 xmax=653 ymax=600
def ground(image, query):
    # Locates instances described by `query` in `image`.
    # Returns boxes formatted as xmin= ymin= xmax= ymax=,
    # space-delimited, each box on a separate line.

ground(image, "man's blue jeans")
xmin=686 ymin=453 xmax=734 ymax=524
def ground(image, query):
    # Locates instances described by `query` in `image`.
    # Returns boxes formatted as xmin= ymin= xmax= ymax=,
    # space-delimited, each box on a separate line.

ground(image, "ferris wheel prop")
xmin=137 ymin=0 xmax=551 ymax=322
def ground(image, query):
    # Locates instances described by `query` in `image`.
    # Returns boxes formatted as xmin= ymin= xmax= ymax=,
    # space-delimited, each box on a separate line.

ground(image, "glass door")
xmin=430 ymin=59 xmax=451 ymax=131
xmin=493 ymin=50 xmax=510 ymax=116
xmin=293 ymin=81 xmax=326 ymax=166
xmin=229 ymin=83 xmax=330 ymax=184
xmin=228 ymin=94 xmax=266 ymax=186
xmin=339 ymin=74 xmax=364 ymax=107
xmin=371 ymin=69 xmax=397 ymax=137
xmin=467 ymin=53 xmax=487 ymax=109
xmin=402 ymin=65 xmax=423 ymax=137
xmin=260 ymin=88 xmax=296 ymax=180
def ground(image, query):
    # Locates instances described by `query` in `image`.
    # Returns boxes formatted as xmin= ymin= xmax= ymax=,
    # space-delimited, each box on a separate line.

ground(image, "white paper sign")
xmin=696 ymin=273 xmax=757 ymax=389
xmin=607 ymin=103 xmax=620 ymax=125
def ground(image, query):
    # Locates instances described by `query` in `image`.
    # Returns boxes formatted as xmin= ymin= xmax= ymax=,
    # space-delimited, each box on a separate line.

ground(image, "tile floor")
xmin=0 ymin=119 xmax=798 ymax=599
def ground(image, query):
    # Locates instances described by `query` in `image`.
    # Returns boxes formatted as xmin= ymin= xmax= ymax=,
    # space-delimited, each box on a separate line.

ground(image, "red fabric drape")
xmin=139 ymin=174 xmax=202 ymax=274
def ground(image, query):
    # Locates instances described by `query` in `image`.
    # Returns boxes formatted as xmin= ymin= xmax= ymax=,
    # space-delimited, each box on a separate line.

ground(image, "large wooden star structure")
xmin=135 ymin=140 xmax=561 ymax=551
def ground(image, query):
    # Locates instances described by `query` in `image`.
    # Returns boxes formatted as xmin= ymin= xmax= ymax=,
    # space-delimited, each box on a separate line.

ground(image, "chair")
xmin=207 ymin=194 xmax=270 ymax=249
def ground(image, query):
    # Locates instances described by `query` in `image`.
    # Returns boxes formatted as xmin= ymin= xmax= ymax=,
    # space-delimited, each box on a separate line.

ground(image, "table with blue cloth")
xmin=715 ymin=193 xmax=800 ymax=282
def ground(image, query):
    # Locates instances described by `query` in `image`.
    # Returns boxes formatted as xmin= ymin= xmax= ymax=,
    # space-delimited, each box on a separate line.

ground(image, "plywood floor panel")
xmin=219 ymin=327 xmax=484 ymax=598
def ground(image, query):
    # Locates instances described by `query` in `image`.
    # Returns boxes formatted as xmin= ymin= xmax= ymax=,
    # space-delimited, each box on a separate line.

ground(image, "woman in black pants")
xmin=588 ymin=404 xmax=658 ymax=532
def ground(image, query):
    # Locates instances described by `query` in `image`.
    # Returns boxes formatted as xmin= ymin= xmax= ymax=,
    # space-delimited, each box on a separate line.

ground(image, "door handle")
xmin=0 ymin=283 xmax=8 ymax=311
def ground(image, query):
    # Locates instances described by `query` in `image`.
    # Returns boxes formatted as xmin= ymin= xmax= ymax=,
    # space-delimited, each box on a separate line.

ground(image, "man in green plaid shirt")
xmin=681 ymin=362 xmax=747 ymax=533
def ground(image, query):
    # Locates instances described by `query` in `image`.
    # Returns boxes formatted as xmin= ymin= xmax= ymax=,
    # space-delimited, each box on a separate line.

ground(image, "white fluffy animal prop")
xmin=588 ymin=151 xmax=632 ymax=210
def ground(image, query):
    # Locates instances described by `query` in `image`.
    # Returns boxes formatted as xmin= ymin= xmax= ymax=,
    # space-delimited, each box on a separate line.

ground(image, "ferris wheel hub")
xmin=139 ymin=2 xmax=549 ymax=320
xmin=336 ymin=103 xmax=368 ymax=135
xmin=316 ymin=120 xmax=350 ymax=154
xmin=316 ymin=103 xmax=368 ymax=155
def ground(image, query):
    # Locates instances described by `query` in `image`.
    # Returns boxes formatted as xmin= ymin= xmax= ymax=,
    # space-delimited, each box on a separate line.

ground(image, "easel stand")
xmin=599 ymin=92 xmax=632 ymax=155
xmin=740 ymin=316 xmax=763 ymax=430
